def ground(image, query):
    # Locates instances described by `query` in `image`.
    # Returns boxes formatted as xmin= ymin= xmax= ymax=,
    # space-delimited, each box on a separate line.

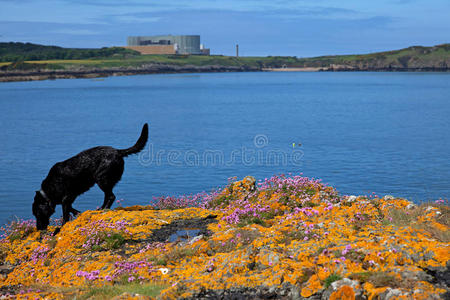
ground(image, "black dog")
xmin=33 ymin=124 xmax=148 ymax=231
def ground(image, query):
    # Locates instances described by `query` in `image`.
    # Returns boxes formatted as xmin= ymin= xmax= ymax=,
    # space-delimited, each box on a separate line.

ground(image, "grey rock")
xmin=346 ymin=196 xmax=357 ymax=203
xmin=322 ymin=278 xmax=363 ymax=300
xmin=380 ymin=288 xmax=404 ymax=300
xmin=256 ymin=249 xmax=280 ymax=270
xmin=406 ymin=203 xmax=417 ymax=210
xmin=289 ymin=285 xmax=301 ymax=300
xmin=188 ymin=234 xmax=204 ymax=245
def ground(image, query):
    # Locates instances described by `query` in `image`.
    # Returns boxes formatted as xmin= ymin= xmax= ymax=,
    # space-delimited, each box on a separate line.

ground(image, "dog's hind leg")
xmin=105 ymin=192 xmax=116 ymax=209
xmin=97 ymin=164 xmax=123 ymax=209
xmin=98 ymin=182 xmax=116 ymax=209
xmin=99 ymin=190 xmax=116 ymax=209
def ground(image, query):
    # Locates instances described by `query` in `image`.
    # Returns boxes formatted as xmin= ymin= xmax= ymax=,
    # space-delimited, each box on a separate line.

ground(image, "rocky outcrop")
xmin=0 ymin=175 xmax=448 ymax=299
xmin=0 ymin=64 xmax=261 ymax=82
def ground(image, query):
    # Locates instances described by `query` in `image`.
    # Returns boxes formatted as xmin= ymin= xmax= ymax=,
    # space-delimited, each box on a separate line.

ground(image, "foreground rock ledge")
xmin=0 ymin=175 xmax=448 ymax=299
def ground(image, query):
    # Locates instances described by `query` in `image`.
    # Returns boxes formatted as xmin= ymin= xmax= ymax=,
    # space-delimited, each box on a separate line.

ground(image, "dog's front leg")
xmin=53 ymin=202 xmax=71 ymax=236
xmin=70 ymin=207 xmax=81 ymax=216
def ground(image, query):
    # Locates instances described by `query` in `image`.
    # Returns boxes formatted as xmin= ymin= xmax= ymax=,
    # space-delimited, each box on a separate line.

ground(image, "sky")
xmin=0 ymin=0 xmax=449 ymax=57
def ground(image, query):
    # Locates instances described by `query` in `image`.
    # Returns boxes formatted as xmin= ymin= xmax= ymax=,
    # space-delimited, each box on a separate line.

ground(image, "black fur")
xmin=33 ymin=124 xmax=148 ymax=231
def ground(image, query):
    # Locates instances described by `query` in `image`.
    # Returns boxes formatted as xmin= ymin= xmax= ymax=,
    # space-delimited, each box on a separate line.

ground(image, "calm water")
xmin=0 ymin=72 xmax=449 ymax=225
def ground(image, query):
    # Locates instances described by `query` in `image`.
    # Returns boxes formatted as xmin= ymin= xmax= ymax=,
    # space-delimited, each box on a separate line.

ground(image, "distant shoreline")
xmin=0 ymin=64 xmax=260 ymax=82
xmin=263 ymin=67 xmax=325 ymax=72
xmin=1 ymin=65 xmax=450 ymax=82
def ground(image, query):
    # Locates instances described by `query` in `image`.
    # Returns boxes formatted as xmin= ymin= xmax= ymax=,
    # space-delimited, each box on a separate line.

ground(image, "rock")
xmin=289 ymin=286 xmax=301 ymax=300
xmin=380 ymin=288 xmax=404 ymax=300
xmin=406 ymin=203 xmax=417 ymax=210
xmin=111 ymin=292 xmax=149 ymax=299
xmin=189 ymin=234 xmax=204 ymax=245
xmin=322 ymin=278 xmax=363 ymax=300
xmin=384 ymin=195 xmax=394 ymax=200
xmin=346 ymin=196 xmax=357 ymax=203
xmin=256 ymin=249 xmax=280 ymax=269
xmin=0 ymin=263 xmax=14 ymax=276
xmin=425 ymin=206 xmax=436 ymax=213
xmin=424 ymin=263 xmax=450 ymax=288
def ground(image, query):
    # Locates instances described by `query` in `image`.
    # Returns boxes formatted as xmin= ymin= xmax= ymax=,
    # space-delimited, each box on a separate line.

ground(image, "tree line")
xmin=0 ymin=42 xmax=140 ymax=62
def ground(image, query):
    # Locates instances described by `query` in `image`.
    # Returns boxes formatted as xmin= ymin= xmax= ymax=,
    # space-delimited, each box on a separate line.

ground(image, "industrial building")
xmin=125 ymin=35 xmax=210 ymax=55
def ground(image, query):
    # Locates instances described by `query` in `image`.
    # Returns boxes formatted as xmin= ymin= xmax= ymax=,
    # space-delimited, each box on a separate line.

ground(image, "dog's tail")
xmin=118 ymin=123 xmax=149 ymax=157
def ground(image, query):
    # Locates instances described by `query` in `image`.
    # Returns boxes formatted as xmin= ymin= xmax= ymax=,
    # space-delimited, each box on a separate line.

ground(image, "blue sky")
xmin=0 ymin=0 xmax=449 ymax=56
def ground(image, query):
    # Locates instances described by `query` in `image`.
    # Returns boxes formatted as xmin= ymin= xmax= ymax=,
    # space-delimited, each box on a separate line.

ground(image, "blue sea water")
xmin=0 ymin=72 xmax=449 ymax=225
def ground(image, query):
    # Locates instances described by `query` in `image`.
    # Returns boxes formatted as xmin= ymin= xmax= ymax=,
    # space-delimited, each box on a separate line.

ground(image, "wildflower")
xmin=342 ymin=244 xmax=352 ymax=255
xmin=159 ymin=268 xmax=169 ymax=275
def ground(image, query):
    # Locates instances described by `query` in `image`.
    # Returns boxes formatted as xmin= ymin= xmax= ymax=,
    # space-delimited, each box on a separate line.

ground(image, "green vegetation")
xmin=349 ymin=271 xmax=399 ymax=288
xmin=324 ymin=274 xmax=343 ymax=288
xmin=0 ymin=42 xmax=139 ymax=62
xmin=1 ymin=42 xmax=449 ymax=76
xmin=79 ymin=283 xmax=166 ymax=299
xmin=297 ymin=44 xmax=450 ymax=69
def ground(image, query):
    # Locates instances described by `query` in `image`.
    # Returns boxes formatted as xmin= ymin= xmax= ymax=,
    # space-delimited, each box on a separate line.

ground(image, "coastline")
xmin=0 ymin=64 xmax=260 ymax=83
xmin=1 ymin=64 xmax=449 ymax=82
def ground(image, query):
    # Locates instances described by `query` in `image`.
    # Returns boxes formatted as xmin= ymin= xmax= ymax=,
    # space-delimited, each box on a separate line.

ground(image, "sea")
xmin=0 ymin=71 xmax=449 ymax=225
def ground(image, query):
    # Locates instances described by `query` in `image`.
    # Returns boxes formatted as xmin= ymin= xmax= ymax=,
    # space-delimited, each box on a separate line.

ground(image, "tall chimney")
xmin=236 ymin=44 xmax=239 ymax=57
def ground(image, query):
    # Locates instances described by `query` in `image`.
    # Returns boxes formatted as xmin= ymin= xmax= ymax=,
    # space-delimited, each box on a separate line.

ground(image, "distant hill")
xmin=0 ymin=42 xmax=140 ymax=62
xmin=0 ymin=43 xmax=449 ymax=82
xmin=297 ymin=44 xmax=450 ymax=70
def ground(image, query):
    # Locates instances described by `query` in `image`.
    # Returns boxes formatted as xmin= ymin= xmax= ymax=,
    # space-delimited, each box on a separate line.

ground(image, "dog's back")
xmin=42 ymin=147 xmax=124 ymax=202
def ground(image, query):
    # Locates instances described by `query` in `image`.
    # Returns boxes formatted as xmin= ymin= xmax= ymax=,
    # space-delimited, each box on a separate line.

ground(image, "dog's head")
xmin=32 ymin=191 xmax=55 ymax=230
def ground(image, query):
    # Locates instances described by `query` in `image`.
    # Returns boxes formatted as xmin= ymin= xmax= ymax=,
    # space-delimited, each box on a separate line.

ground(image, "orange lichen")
xmin=0 ymin=175 xmax=448 ymax=299
xmin=301 ymin=274 xmax=322 ymax=298
xmin=330 ymin=285 xmax=355 ymax=300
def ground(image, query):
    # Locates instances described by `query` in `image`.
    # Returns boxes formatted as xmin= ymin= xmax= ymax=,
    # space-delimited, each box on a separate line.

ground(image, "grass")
xmin=324 ymin=274 xmax=342 ymax=288
xmin=87 ymin=231 xmax=127 ymax=252
xmin=148 ymin=245 xmax=198 ymax=266
xmin=349 ymin=271 xmax=412 ymax=289
xmin=384 ymin=203 xmax=450 ymax=242
xmin=5 ymin=220 xmax=35 ymax=242
xmin=77 ymin=283 xmax=166 ymax=299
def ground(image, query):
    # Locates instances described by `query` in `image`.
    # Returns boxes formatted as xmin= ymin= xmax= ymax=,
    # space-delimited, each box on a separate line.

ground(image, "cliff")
xmin=0 ymin=175 xmax=448 ymax=299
